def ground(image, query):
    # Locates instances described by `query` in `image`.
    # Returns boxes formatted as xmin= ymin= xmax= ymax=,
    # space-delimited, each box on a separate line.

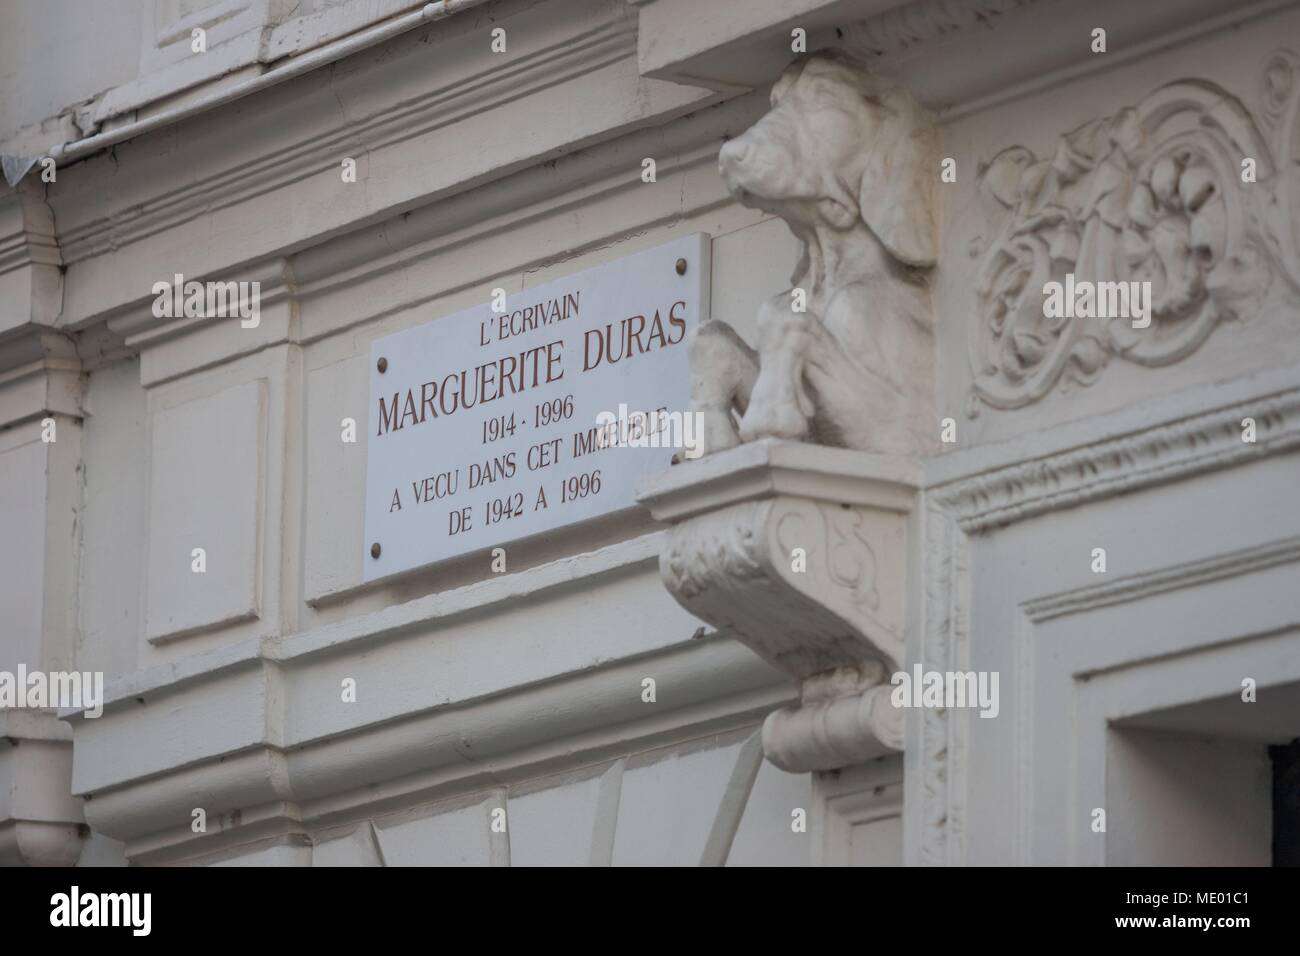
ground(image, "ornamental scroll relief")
xmin=641 ymin=440 xmax=917 ymax=774
xmin=660 ymin=494 xmax=908 ymax=773
xmin=966 ymin=56 xmax=1300 ymax=415
xmin=661 ymin=498 xmax=901 ymax=683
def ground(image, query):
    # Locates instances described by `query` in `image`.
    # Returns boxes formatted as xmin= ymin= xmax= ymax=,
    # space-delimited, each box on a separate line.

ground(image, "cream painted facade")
xmin=1 ymin=0 xmax=1298 ymax=866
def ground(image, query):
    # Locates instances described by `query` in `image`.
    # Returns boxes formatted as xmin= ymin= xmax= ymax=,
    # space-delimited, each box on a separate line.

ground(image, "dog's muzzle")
xmin=719 ymin=137 xmax=778 ymax=201
xmin=719 ymin=123 xmax=804 ymax=210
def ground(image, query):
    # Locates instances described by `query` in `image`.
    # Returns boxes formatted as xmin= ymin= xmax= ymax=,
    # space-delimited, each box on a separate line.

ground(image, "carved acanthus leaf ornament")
xmin=968 ymin=75 xmax=1300 ymax=414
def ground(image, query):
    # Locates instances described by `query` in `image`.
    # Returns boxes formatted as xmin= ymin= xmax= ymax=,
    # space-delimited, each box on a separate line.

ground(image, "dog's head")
xmin=718 ymin=50 xmax=937 ymax=267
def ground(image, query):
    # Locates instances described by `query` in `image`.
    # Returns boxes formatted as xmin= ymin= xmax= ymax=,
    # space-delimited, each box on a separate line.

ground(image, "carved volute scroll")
xmin=639 ymin=441 xmax=918 ymax=773
xmin=661 ymin=497 xmax=902 ymax=680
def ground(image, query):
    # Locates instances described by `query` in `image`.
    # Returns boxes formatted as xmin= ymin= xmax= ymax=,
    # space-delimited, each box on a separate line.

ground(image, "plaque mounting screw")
xmin=370 ymin=542 xmax=382 ymax=559
xmin=377 ymin=357 xmax=388 ymax=373
xmin=675 ymin=258 xmax=687 ymax=275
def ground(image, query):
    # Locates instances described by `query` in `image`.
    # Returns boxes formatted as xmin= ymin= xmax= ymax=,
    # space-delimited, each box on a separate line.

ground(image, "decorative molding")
xmin=89 ymin=112 xmax=741 ymax=387
xmin=70 ymin=634 xmax=787 ymax=862
xmin=63 ymin=530 xmax=799 ymax=860
xmin=58 ymin=12 xmax=638 ymax=266
xmin=918 ymin=502 xmax=969 ymax=865
xmin=0 ymin=188 xmax=64 ymax=335
xmin=641 ymin=439 xmax=918 ymax=773
xmin=967 ymin=73 xmax=1300 ymax=414
xmin=0 ymin=334 xmax=83 ymax=433
xmin=660 ymin=499 xmax=902 ymax=680
xmin=287 ymin=120 xmax=737 ymax=346
xmin=1257 ymin=48 xmax=1300 ymax=275
xmin=1010 ymin=529 xmax=1300 ymax=861
xmin=846 ymin=0 xmax=1040 ymax=59
xmin=0 ymin=190 xmax=61 ymax=277
xmin=933 ymin=381 xmax=1300 ymax=534
xmin=813 ymin=756 xmax=904 ymax=866
xmin=1259 ymin=48 xmax=1299 ymax=126
xmin=0 ymin=188 xmax=82 ymax=427
xmin=1022 ymin=533 xmax=1300 ymax=623
xmin=1011 ymin=604 xmax=1034 ymax=864
xmin=919 ymin=370 xmax=1300 ymax=863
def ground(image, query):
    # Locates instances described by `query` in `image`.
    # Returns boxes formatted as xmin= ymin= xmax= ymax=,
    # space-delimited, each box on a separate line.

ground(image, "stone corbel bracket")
xmin=638 ymin=439 xmax=919 ymax=772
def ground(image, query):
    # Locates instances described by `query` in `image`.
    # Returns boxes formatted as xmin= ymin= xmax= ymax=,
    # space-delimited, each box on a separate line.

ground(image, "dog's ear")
xmin=770 ymin=56 xmax=809 ymax=107
xmin=857 ymin=88 xmax=939 ymax=267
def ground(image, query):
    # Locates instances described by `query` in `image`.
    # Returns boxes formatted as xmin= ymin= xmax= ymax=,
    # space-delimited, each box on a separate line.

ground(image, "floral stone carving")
xmin=968 ymin=77 xmax=1300 ymax=413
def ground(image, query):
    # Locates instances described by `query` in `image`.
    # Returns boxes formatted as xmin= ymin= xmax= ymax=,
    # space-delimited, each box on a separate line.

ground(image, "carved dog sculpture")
xmin=692 ymin=51 xmax=938 ymax=456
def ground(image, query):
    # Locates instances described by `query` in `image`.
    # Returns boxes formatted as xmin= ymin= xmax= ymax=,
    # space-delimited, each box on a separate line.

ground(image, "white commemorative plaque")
xmin=364 ymin=233 xmax=710 ymax=581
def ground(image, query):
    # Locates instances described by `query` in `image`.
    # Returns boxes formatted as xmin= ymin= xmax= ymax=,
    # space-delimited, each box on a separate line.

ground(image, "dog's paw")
xmin=738 ymin=397 xmax=810 ymax=443
xmin=687 ymin=406 xmax=742 ymax=458
xmin=756 ymin=296 xmax=816 ymax=342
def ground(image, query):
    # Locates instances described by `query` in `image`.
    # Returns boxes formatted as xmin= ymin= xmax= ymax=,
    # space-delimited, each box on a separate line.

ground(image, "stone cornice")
xmin=0 ymin=359 xmax=84 ymax=428
xmin=929 ymin=365 xmax=1300 ymax=533
xmin=68 ymin=531 xmax=666 ymax=715
xmin=633 ymin=0 xmax=1277 ymax=113
xmin=88 ymin=100 xmax=756 ymax=389
xmin=286 ymin=117 xmax=745 ymax=342
xmin=57 ymin=10 xmax=639 ymax=268
xmin=1021 ymin=533 xmax=1300 ymax=624
xmin=0 ymin=192 xmax=61 ymax=276
xmin=69 ymin=636 xmax=786 ymax=861
xmin=638 ymin=439 xmax=921 ymax=521
xmin=846 ymin=0 xmax=1039 ymax=59
xmin=51 ymin=0 xmax=721 ymax=333
xmin=0 ymin=188 xmax=64 ymax=338
xmin=0 ymin=327 xmax=83 ymax=428
xmin=58 ymin=527 xmax=795 ymax=860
